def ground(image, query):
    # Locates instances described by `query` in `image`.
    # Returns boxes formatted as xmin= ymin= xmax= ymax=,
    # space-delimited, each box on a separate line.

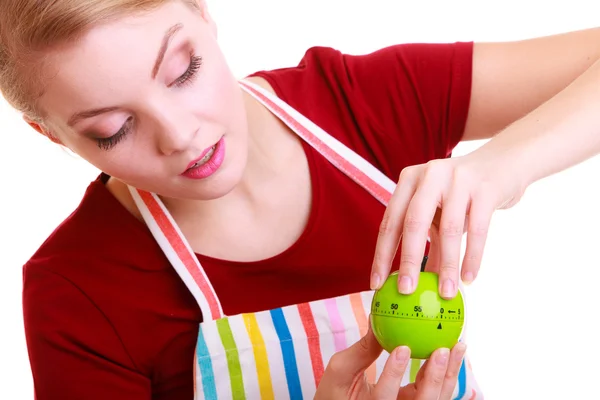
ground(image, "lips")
xmin=180 ymin=136 xmax=226 ymax=180
xmin=185 ymin=143 xmax=217 ymax=172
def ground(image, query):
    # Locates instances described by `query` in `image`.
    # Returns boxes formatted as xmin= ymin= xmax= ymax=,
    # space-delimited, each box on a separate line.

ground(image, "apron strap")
xmin=128 ymin=187 xmax=225 ymax=320
xmin=238 ymin=80 xmax=397 ymax=206
xmin=128 ymin=80 xmax=399 ymax=320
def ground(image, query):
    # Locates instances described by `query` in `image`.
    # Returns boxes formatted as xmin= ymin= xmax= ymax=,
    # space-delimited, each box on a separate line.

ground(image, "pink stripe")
xmin=137 ymin=190 xmax=223 ymax=320
xmin=240 ymin=81 xmax=391 ymax=206
xmin=324 ymin=298 xmax=347 ymax=352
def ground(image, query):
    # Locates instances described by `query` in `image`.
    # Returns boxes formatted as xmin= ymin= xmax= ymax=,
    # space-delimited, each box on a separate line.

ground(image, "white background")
xmin=2 ymin=1 xmax=600 ymax=398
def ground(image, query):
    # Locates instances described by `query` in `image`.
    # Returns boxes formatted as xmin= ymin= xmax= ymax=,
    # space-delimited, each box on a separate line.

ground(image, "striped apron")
xmin=128 ymin=80 xmax=484 ymax=399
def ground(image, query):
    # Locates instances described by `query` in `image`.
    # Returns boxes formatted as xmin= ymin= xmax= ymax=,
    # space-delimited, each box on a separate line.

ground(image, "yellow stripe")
xmin=243 ymin=313 xmax=275 ymax=400
xmin=410 ymin=359 xmax=421 ymax=383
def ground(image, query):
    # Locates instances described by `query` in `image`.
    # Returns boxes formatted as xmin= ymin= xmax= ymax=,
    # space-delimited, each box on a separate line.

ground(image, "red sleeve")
xmin=341 ymin=42 xmax=473 ymax=159
xmin=23 ymin=263 xmax=151 ymax=400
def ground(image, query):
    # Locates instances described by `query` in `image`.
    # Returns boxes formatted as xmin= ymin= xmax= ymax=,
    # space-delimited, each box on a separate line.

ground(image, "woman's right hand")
xmin=314 ymin=323 xmax=467 ymax=399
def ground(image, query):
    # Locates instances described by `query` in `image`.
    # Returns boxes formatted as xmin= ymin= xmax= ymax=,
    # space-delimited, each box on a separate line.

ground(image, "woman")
xmin=2 ymin=0 xmax=600 ymax=399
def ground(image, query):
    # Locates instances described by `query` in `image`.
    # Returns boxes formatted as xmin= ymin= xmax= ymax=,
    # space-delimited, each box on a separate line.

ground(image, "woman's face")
xmin=36 ymin=1 xmax=250 ymax=200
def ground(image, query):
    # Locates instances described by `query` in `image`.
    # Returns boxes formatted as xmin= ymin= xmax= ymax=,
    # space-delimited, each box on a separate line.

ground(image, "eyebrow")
xmin=152 ymin=23 xmax=184 ymax=79
xmin=67 ymin=23 xmax=184 ymax=127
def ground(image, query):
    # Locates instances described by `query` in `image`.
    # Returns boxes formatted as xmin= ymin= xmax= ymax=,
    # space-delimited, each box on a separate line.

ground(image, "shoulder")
xmin=247 ymin=43 xmax=474 ymax=178
xmin=22 ymin=174 xmax=169 ymax=327
xmin=22 ymin=176 xmax=193 ymax=377
xmin=249 ymin=42 xmax=473 ymax=102
xmin=25 ymin=174 xmax=164 ymax=277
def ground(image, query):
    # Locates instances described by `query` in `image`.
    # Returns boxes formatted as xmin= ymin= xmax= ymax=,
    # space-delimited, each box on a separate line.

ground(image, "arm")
xmin=371 ymin=27 xmax=600 ymax=298
xmin=468 ymin=37 xmax=600 ymax=185
xmin=23 ymin=264 xmax=151 ymax=399
xmin=464 ymin=27 xmax=600 ymax=142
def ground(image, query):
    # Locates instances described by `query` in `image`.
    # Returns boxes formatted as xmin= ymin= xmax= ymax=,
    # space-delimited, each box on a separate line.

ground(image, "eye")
xmin=169 ymin=51 xmax=202 ymax=88
xmin=96 ymin=117 xmax=133 ymax=151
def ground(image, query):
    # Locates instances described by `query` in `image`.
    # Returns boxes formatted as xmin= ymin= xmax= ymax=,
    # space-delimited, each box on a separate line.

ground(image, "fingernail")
xmin=436 ymin=348 xmax=450 ymax=365
xmin=454 ymin=342 xmax=467 ymax=355
xmin=395 ymin=346 xmax=410 ymax=362
xmin=370 ymin=273 xmax=381 ymax=290
xmin=398 ymin=275 xmax=413 ymax=294
xmin=441 ymin=279 xmax=455 ymax=298
xmin=463 ymin=272 xmax=474 ymax=285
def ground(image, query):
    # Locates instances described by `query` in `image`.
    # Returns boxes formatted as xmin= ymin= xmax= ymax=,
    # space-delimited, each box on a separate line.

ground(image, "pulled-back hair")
xmin=0 ymin=0 xmax=198 ymax=120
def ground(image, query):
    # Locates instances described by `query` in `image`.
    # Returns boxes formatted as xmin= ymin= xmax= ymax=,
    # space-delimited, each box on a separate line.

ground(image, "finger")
xmin=438 ymin=186 xmax=469 ymax=299
xmin=326 ymin=322 xmax=383 ymax=387
xmin=397 ymin=383 xmax=418 ymax=400
xmin=461 ymin=195 xmax=494 ymax=284
xmin=424 ymin=225 xmax=441 ymax=274
xmin=372 ymin=346 xmax=411 ymax=399
xmin=414 ymin=348 xmax=449 ymax=400
xmin=398 ymin=183 xmax=442 ymax=295
xmin=438 ymin=343 xmax=467 ymax=399
xmin=371 ymin=169 xmax=418 ymax=290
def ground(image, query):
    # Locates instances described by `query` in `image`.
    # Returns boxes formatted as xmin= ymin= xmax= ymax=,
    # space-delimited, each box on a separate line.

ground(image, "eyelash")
xmin=97 ymin=117 xmax=133 ymax=151
xmin=170 ymin=52 xmax=203 ymax=88
xmin=96 ymin=52 xmax=203 ymax=151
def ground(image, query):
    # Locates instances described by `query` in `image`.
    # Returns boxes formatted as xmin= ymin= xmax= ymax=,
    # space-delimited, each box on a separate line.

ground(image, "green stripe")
xmin=216 ymin=319 xmax=246 ymax=399
xmin=410 ymin=359 xmax=421 ymax=383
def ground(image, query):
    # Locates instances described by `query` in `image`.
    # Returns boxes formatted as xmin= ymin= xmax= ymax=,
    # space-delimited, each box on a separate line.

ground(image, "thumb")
xmin=331 ymin=321 xmax=383 ymax=386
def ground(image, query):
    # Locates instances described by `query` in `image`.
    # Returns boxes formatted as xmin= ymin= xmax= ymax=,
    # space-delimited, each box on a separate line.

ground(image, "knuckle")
xmin=439 ymin=262 xmax=459 ymax=273
xmin=469 ymin=222 xmax=489 ymax=237
xmin=398 ymin=166 xmax=410 ymax=181
xmin=358 ymin=335 xmax=369 ymax=352
xmin=444 ymin=368 xmax=459 ymax=382
xmin=463 ymin=252 xmax=481 ymax=264
xmin=424 ymin=160 xmax=451 ymax=182
xmin=425 ymin=159 xmax=444 ymax=173
xmin=400 ymin=253 xmax=421 ymax=268
xmin=426 ymin=372 xmax=445 ymax=387
xmin=326 ymin=353 xmax=344 ymax=375
xmin=372 ymin=251 xmax=389 ymax=272
xmin=439 ymin=221 xmax=464 ymax=238
xmin=399 ymin=165 xmax=418 ymax=181
xmin=403 ymin=214 xmax=424 ymax=234
xmin=378 ymin=213 xmax=398 ymax=236
xmin=451 ymin=165 xmax=472 ymax=184
xmin=379 ymin=367 xmax=400 ymax=383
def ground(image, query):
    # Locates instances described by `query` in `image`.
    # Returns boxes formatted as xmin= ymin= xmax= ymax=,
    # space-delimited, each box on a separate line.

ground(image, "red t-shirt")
xmin=23 ymin=42 xmax=473 ymax=399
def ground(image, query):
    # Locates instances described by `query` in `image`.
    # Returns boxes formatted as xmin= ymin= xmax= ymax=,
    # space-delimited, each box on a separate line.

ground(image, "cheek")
xmin=190 ymin=59 xmax=244 ymax=124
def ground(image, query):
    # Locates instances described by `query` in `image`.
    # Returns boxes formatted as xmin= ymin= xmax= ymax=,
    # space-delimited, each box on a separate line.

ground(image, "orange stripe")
xmin=137 ymin=190 xmax=223 ymax=319
xmin=239 ymin=82 xmax=391 ymax=206
xmin=193 ymin=352 xmax=197 ymax=394
xmin=350 ymin=293 xmax=376 ymax=383
xmin=297 ymin=303 xmax=325 ymax=387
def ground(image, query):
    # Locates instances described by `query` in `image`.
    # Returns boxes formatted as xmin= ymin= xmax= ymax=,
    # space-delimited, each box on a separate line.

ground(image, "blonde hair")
xmin=0 ymin=0 xmax=198 ymax=121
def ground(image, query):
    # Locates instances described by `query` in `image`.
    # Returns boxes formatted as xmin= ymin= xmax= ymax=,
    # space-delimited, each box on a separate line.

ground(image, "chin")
xmin=173 ymin=162 xmax=246 ymax=201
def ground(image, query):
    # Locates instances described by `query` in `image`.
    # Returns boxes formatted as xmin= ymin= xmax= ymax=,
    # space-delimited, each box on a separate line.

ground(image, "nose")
xmin=150 ymin=100 xmax=198 ymax=156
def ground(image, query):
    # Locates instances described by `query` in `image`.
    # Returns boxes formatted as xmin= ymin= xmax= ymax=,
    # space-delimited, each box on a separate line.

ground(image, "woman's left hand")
xmin=370 ymin=151 xmax=526 ymax=299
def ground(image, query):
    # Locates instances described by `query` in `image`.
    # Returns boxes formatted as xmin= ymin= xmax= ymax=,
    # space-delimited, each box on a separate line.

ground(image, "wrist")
xmin=468 ymin=136 xmax=535 ymax=195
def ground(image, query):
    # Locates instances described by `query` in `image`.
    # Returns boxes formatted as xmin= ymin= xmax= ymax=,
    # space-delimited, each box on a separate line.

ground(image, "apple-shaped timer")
xmin=370 ymin=271 xmax=465 ymax=359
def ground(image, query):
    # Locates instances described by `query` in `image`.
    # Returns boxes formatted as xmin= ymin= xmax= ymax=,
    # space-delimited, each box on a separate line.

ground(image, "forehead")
xmin=37 ymin=1 xmax=203 ymax=123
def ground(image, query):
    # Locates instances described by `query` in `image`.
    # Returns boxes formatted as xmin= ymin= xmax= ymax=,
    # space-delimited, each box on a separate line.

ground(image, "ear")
xmin=23 ymin=115 xmax=63 ymax=145
xmin=196 ymin=0 xmax=218 ymax=38
xmin=23 ymin=115 xmax=43 ymax=133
